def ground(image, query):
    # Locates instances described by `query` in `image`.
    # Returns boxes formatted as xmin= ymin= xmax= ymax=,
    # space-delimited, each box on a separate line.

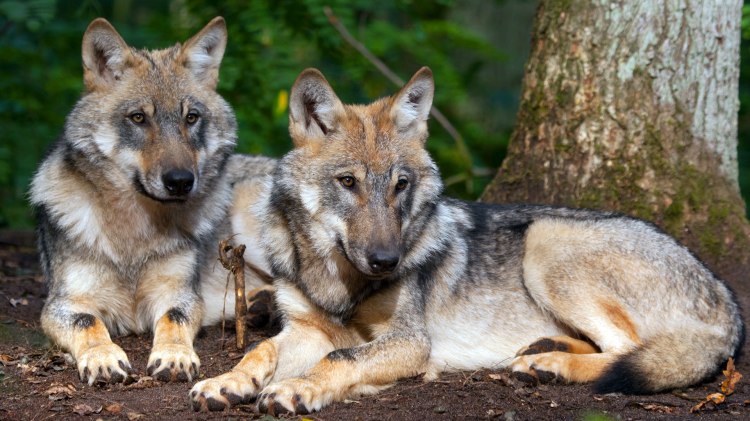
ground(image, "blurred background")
xmin=0 ymin=0 xmax=748 ymax=228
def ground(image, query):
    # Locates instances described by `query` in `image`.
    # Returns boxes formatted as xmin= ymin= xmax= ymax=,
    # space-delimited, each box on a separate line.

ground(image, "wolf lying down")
xmin=30 ymin=17 xmax=274 ymax=385
xmin=190 ymin=67 xmax=743 ymax=414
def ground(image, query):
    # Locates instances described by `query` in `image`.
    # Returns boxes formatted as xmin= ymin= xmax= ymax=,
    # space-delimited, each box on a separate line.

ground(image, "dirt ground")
xmin=2 ymin=230 xmax=749 ymax=421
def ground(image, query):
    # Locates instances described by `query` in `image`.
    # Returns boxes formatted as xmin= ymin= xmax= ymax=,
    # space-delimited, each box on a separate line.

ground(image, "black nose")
xmin=162 ymin=169 xmax=194 ymax=197
xmin=367 ymin=249 xmax=400 ymax=274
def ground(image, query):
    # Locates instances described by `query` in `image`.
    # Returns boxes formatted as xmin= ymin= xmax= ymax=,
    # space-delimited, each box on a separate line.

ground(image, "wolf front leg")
xmin=257 ymin=328 xmax=430 ymax=415
xmin=146 ymin=306 xmax=202 ymax=381
xmin=256 ymin=284 xmax=431 ymax=415
xmin=190 ymin=280 xmax=363 ymax=411
xmin=41 ymin=295 xmax=132 ymax=385
xmin=137 ymin=251 xmax=203 ymax=382
xmin=190 ymin=318 xmax=344 ymax=411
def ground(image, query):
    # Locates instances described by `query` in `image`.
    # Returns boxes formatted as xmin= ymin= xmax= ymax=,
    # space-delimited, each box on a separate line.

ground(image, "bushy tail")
xmin=594 ymin=322 xmax=744 ymax=394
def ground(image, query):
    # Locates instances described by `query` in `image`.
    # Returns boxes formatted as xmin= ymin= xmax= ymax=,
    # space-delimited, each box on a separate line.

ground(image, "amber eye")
xmin=395 ymin=177 xmax=408 ymax=191
xmin=186 ymin=112 xmax=199 ymax=125
xmin=339 ymin=176 xmax=356 ymax=188
xmin=130 ymin=112 xmax=145 ymax=124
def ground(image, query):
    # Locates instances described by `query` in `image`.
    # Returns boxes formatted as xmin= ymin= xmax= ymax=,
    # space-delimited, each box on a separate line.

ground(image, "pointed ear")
xmin=288 ymin=68 xmax=346 ymax=146
xmin=180 ymin=17 xmax=227 ymax=89
xmin=81 ymin=18 xmax=132 ymax=92
xmin=391 ymin=67 xmax=434 ymax=138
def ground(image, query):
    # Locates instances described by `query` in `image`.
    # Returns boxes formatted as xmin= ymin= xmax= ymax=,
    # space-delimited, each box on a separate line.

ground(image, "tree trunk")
xmin=482 ymin=0 xmax=750 ymax=286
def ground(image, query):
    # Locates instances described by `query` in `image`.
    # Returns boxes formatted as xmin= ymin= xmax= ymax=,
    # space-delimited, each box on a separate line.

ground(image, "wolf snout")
xmin=162 ymin=169 xmax=195 ymax=197
xmin=367 ymin=249 xmax=400 ymax=274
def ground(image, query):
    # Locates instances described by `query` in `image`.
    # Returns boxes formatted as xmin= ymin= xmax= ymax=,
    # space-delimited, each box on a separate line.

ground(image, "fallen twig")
xmin=218 ymin=239 xmax=247 ymax=350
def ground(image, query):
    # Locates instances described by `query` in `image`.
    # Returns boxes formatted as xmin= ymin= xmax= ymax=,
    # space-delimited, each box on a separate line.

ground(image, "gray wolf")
xmin=189 ymin=67 xmax=743 ymax=414
xmin=30 ymin=17 xmax=275 ymax=385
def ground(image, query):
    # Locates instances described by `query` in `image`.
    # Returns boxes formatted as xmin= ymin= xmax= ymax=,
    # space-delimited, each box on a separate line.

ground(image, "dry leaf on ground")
xmin=690 ymin=393 xmax=726 ymax=413
xmin=105 ymin=403 xmax=123 ymax=414
xmin=722 ymin=357 xmax=742 ymax=396
xmin=637 ymin=402 xmax=676 ymax=413
xmin=72 ymin=403 xmax=98 ymax=415
xmin=44 ymin=383 xmax=76 ymax=401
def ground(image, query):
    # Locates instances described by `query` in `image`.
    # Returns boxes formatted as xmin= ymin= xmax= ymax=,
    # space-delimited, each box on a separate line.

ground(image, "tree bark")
xmin=482 ymin=0 xmax=750 ymax=284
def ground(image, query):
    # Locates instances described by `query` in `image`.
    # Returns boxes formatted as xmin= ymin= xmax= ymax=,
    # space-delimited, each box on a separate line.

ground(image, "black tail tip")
xmin=593 ymin=358 xmax=652 ymax=395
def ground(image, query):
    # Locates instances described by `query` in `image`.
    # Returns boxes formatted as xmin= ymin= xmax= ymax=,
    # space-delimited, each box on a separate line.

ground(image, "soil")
xmin=1 ymin=230 xmax=749 ymax=421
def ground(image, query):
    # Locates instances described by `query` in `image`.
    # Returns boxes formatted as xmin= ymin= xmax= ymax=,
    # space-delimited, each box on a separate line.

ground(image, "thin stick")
xmin=323 ymin=6 xmax=472 ymax=170
xmin=218 ymin=239 xmax=247 ymax=350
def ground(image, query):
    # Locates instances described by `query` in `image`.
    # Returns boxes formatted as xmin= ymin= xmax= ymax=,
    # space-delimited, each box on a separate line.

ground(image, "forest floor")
xmin=2 ymin=230 xmax=750 ymax=421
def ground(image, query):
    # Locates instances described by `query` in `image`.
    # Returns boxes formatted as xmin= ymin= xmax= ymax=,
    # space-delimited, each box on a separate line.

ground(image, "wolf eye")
xmin=339 ymin=176 xmax=356 ymax=188
xmin=130 ymin=112 xmax=145 ymax=124
xmin=186 ymin=112 xmax=200 ymax=125
xmin=395 ymin=177 xmax=409 ymax=191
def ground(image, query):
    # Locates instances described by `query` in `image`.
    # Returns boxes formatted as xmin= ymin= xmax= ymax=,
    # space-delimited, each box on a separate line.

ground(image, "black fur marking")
xmin=72 ymin=313 xmax=96 ymax=329
xmin=326 ymin=348 xmax=357 ymax=362
xmin=166 ymin=307 xmax=189 ymax=324
xmin=244 ymin=340 xmax=262 ymax=354
xmin=292 ymin=394 xmax=309 ymax=414
xmin=206 ymin=397 xmax=228 ymax=411
xmin=512 ymin=371 xmax=538 ymax=385
xmin=522 ymin=338 xmax=570 ymax=355
xmin=224 ymin=390 xmax=243 ymax=406
xmin=592 ymin=354 xmax=650 ymax=394
xmin=415 ymin=244 xmax=449 ymax=305
xmin=34 ymin=205 xmax=58 ymax=283
xmin=535 ymin=369 xmax=557 ymax=384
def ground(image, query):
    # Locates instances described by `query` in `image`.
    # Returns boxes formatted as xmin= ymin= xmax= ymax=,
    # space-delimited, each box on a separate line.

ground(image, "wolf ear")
xmin=391 ymin=67 xmax=434 ymax=139
xmin=81 ymin=18 xmax=132 ymax=92
xmin=180 ymin=17 xmax=227 ymax=89
xmin=288 ymin=68 xmax=346 ymax=146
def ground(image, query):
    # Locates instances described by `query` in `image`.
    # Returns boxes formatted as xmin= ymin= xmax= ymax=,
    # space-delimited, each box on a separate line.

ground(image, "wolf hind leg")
xmin=511 ymin=335 xmax=602 ymax=384
xmin=510 ymin=351 xmax=618 ymax=384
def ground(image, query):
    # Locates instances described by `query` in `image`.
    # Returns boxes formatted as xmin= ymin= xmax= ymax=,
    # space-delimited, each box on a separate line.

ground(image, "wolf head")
xmin=278 ymin=68 xmax=443 ymax=278
xmin=68 ymin=17 xmax=236 ymax=203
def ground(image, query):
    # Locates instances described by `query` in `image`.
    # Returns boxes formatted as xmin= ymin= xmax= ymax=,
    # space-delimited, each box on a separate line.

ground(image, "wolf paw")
xmin=190 ymin=370 xmax=261 ymax=411
xmin=147 ymin=344 xmax=199 ymax=382
xmin=509 ymin=354 xmax=561 ymax=385
xmin=257 ymin=378 xmax=331 ymax=415
xmin=246 ymin=287 xmax=276 ymax=328
xmin=77 ymin=343 xmax=133 ymax=386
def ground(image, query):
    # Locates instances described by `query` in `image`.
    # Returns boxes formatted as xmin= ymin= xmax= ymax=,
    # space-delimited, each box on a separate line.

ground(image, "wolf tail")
xmin=594 ymin=319 xmax=744 ymax=394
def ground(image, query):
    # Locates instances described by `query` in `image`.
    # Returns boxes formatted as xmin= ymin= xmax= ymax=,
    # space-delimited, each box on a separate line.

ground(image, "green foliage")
xmin=579 ymin=411 xmax=616 ymax=421
xmin=0 ymin=0 xmax=509 ymax=228
xmin=739 ymin=2 xmax=750 ymax=218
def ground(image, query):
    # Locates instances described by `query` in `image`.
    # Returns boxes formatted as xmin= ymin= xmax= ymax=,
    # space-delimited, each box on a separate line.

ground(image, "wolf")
xmin=189 ymin=67 xmax=743 ymax=414
xmin=29 ymin=17 xmax=275 ymax=386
